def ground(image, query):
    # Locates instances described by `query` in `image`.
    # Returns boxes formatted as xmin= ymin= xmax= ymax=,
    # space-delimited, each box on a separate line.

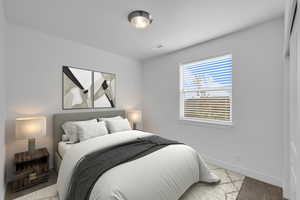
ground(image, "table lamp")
xmin=16 ymin=116 xmax=46 ymax=153
xmin=127 ymin=110 xmax=142 ymax=130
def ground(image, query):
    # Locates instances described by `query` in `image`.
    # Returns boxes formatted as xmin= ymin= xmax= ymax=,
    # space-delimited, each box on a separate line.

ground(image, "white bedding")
xmin=58 ymin=142 xmax=75 ymax=158
xmin=57 ymin=130 xmax=219 ymax=200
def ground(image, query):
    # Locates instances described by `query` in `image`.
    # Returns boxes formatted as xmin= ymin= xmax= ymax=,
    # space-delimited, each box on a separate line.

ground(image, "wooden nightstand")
xmin=11 ymin=148 xmax=49 ymax=192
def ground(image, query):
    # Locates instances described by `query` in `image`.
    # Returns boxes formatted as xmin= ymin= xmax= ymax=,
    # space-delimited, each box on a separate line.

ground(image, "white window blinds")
xmin=180 ymin=54 xmax=232 ymax=124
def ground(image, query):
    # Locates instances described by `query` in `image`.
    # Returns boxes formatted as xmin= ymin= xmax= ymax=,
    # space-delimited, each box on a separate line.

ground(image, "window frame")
xmin=179 ymin=54 xmax=233 ymax=126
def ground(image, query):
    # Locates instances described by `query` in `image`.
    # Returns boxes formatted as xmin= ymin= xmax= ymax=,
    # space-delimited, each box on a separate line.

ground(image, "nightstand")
xmin=11 ymin=148 xmax=49 ymax=192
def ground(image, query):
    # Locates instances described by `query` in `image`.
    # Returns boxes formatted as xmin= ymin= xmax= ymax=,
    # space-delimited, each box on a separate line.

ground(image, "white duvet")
xmin=57 ymin=130 xmax=219 ymax=200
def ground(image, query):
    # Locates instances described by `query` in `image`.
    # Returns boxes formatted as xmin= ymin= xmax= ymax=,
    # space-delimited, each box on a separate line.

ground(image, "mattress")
xmin=58 ymin=141 xmax=75 ymax=158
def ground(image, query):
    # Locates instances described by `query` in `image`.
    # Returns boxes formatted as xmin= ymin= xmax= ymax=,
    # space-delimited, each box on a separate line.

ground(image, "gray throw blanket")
xmin=66 ymin=135 xmax=182 ymax=200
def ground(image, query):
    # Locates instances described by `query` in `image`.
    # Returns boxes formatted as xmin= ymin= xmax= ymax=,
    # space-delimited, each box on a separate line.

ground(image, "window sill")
xmin=179 ymin=117 xmax=234 ymax=128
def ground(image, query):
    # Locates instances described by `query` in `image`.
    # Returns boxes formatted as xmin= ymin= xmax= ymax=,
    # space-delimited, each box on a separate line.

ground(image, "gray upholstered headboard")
xmin=53 ymin=109 xmax=126 ymax=154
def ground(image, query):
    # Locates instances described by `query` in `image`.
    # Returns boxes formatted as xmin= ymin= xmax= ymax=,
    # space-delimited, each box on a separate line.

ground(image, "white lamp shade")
xmin=127 ymin=110 xmax=142 ymax=123
xmin=16 ymin=117 xmax=46 ymax=139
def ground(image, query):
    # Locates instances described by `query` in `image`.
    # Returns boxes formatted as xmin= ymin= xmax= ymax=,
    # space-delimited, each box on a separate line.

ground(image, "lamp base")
xmin=28 ymin=138 xmax=36 ymax=153
xmin=133 ymin=123 xmax=137 ymax=130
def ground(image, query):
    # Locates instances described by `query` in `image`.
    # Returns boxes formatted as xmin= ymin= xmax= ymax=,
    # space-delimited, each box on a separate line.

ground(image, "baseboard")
xmin=203 ymin=155 xmax=282 ymax=187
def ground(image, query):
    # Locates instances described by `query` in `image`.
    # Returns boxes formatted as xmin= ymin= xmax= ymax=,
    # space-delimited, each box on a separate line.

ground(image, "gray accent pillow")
xmin=62 ymin=119 xmax=98 ymax=143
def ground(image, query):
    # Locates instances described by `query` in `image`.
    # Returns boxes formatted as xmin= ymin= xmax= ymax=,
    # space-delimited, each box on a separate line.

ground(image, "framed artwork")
xmin=62 ymin=66 xmax=116 ymax=109
xmin=94 ymin=71 xmax=116 ymax=108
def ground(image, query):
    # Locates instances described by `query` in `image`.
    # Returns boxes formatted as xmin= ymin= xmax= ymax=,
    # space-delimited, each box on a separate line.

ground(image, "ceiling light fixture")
xmin=128 ymin=10 xmax=153 ymax=29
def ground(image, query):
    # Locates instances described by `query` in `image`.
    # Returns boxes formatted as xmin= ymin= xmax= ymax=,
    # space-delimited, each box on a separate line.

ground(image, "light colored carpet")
xmin=14 ymin=163 xmax=244 ymax=200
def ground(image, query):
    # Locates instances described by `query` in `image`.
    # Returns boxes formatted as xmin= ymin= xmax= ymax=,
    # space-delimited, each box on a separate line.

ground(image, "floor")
xmin=237 ymin=177 xmax=283 ymax=200
xmin=180 ymin=163 xmax=245 ymax=200
xmin=5 ymin=164 xmax=283 ymax=200
xmin=5 ymin=170 xmax=57 ymax=200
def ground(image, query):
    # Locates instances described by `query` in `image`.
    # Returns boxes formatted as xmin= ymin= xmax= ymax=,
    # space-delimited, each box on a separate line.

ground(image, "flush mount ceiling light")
xmin=128 ymin=10 xmax=153 ymax=29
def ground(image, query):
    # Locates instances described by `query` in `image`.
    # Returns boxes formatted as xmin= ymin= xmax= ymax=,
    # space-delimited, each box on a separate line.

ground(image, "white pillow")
xmin=77 ymin=121 xmax=108 ymax=142
xmin=100 ymin=116 xmax=123 ymax=122
xmin=106 ymin=118 xmax=132 ymax=133
xmin=62 ymin=119 xmax=97 ymax=143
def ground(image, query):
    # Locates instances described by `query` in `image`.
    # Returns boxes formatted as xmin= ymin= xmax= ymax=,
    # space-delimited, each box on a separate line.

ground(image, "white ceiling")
xmin=5 ymin=0 xmax=285 ymax=60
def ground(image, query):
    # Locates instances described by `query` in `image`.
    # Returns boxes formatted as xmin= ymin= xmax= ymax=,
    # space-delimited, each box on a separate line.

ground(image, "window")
xmin=180 ymin=54 xmax=232 ymax=125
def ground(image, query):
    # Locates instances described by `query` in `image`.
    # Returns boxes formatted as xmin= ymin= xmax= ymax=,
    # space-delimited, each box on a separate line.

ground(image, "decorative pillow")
xmin=62 ymin=119 xmax=97 ymax=143
xmin=106 ymin=118 xmax=132 ymax=133
xmin=77 ymin=121 xmax=108 ymax=142
xmin=61 ymin=134 xmax=70 ymax=142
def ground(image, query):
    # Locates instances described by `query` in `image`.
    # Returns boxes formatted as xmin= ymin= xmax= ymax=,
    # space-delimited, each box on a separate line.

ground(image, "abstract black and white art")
xmin=63 ymin=66 xmax=116 ymax=109
xmin=94 ymin=71 xmax=116 ymax=108
xmin=63 ymin=66 xmax=93 ymax=109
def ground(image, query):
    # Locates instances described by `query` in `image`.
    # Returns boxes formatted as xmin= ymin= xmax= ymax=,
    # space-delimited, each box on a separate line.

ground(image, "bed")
xmin=53 ymin=109 xmax=219 ymax=200
xmin=53 ymin=109 xmax=127 ymax=172
xmin=58 ymin=141 xmax=74 ymax=158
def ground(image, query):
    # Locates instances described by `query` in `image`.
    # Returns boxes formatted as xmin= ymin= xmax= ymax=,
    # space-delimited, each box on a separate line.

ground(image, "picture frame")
xmin=62 ymin=66 xmax=116 ymax=110
xmin=93 ymin=71 xmax=116 ymax=109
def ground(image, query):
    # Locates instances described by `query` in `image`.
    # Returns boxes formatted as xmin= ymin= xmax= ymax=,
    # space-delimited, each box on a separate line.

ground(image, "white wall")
xmin=0 ymin=0 xmax=6 ymax=198
xmin=142 ymin=18 xmax=284 ymax=186
xmin=5 ymin=24 xmax=143 ymax=181
xmin=285 ymin=1 xmax=300 ymax=199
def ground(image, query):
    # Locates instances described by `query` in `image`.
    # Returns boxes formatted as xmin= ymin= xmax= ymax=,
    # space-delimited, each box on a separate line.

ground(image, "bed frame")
xmin=52 ymin=109 xmax=126 ymax=173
